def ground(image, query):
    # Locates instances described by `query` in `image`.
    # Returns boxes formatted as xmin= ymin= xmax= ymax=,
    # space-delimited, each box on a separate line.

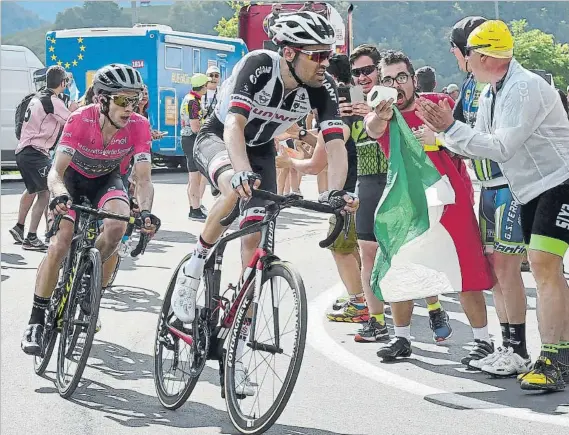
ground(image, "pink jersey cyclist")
xmin=56 ymin=104 xmax=151 ymax=220
xmin=58 ymin=104 xmax=151 ymax=178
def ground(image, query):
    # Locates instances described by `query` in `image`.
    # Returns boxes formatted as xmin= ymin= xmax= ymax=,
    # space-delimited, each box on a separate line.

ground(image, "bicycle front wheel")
xmin=153 ymin=254 xmax=210 ymax=410
xmin=224 ymin=260 xmax=307 ymax=435
xmin=56 ymin=248 xmax=102 ymax=398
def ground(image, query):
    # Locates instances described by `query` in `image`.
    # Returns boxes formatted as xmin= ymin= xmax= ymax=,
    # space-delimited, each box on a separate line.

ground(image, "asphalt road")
xmin=2 ymin=172 xmax=569 ymax=435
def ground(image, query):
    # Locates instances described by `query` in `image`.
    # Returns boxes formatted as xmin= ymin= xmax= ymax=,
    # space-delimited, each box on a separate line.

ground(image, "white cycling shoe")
xmin=171 ymin=269 xmax=201 ymax=323
xmin=234 ymin=361 xmax=255 ymax=396
xmin=481 ymin=347 xmax=532 ymax=377
xmin=469 ymin=346 xmax=507 ymax=370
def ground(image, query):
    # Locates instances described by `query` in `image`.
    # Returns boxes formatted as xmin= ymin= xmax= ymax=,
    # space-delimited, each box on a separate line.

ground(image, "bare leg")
xmin=331 ymin=251 xmax=362 ymax=295
xmin=28 ymin=191 xmax=50 ymax=234
xmin=189 ymin=171 xmax=203 ymax=209
xmin=359 ymin=240 xmax=384 ymax=315
xmin=530 ymin=250 xmax=567 ymax=344
xmin=17 ymin=189 xmax=36 ymax=226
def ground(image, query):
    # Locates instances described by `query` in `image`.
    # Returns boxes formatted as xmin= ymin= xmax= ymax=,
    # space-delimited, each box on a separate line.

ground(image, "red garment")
xmin=378 ymin=93 xmax=494 ymax=292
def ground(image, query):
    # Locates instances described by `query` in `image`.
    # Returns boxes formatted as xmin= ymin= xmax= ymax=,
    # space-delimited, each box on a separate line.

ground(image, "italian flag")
xmin=370 ymin=110 xmax=462 ymax=303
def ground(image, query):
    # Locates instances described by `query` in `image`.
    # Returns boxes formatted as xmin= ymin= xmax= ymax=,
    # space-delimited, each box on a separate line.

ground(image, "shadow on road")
xmin=101 ymin=285 xmax=163 ymax=315
xmin=1 ymin=252 xmax=27 ymax=266
xmin=36 ymin=339 xmax=361 ymax=435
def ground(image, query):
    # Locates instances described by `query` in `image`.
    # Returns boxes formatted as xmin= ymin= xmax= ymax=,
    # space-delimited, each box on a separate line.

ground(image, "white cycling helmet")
xmin=93 ymin=63 xmax=144 ymax=95
xmin=271 ymin=11 xmax=335 ymax=47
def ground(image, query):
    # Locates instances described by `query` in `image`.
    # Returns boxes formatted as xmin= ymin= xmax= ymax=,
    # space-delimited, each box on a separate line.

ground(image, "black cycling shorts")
xmin=355 ymin=174 xmax=387 ymax=242
xmin=520 ymin=180 xmax=569 ymax=257
xmin=15 ymin=147 xmax=51 ymax=194
xmin=194 ymin=115 xmax=277 ymax=229
xmin=62 ymin=167 xmax=129 ymax=222
xmin=181 ymin=135 xmax=198 ymax=173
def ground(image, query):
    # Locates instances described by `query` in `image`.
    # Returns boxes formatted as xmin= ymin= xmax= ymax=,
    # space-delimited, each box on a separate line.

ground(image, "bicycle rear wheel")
xmin=153 ymin=254 xmax=210 ymax=410
xmin=56 ymin=248 xmax=102 ymax=398
xmin=224 ymin=260 xmax=307 ymax=435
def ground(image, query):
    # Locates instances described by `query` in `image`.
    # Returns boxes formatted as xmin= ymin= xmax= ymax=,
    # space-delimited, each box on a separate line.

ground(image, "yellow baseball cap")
xmin=191 ymin=73 xmax=211 ymax=88
xmin=466 ymin=20 xmax=514 ymax=59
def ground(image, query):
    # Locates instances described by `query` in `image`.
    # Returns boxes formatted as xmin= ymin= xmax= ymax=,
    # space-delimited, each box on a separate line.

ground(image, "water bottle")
xmin=118 ymin=235 xmax=132 ymax=258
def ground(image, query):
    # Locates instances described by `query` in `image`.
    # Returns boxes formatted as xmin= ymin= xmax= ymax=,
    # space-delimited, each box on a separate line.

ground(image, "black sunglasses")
xmin=351 ymin=65 xmax=376 ymax=77
xmin=465 ymin=44 xmax=491 ymax=56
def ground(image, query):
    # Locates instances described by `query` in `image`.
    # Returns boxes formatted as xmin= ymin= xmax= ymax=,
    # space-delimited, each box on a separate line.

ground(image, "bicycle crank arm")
xmin=246 ymin=341 xmax=283 ymax=354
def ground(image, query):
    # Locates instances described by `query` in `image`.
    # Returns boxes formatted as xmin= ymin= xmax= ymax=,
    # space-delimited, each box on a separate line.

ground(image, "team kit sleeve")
xmin=56 ymin=111 xmax=81 ymax=156
xmin=227 ymin=53 xmax=274 ymax=118
xmin=311 ymin=75 xmax=344 ymax=143
xmin=132 ymin=117 xmax=152 ymax=164
xmin=52 ymin=95 xmax=72 ymax=123
xmin=180 ymin=95 xmax=190 ymax=129
xmin=443 ymin=81 xmax=543 ymax=163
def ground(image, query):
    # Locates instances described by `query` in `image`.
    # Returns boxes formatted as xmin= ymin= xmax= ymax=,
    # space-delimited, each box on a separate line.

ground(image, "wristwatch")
xmin=299 ymin=129 xmax=307 ymax=139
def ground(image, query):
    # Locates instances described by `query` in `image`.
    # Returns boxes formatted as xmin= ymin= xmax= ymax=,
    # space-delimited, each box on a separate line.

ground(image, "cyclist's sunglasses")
xmin=291 ymin=47 xmax=333 ymax=63
xmin=465 ymin=44 xmax=491 ymax=56
xmin=209 ymin=73 xmax=220 ymax=78
xmin=110 ymin=94 xmax=141 ymax=108
xmin=351 ymin=65 xmax=376 ymax=77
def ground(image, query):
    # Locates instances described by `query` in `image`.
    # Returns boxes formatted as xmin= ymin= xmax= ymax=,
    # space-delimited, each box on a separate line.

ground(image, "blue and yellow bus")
xmin=46 ymin=24 xmax=247 ymax=167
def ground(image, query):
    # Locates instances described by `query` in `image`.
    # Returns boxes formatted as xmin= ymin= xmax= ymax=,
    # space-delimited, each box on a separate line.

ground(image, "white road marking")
xmin=307 ymin=283 xmax=569 ymax=427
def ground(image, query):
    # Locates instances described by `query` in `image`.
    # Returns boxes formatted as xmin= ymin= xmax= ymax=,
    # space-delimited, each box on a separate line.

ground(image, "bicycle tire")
xmin=56 ymin=248 xmax=102 ymax=398
xmin=224 ymin=260 xmax=307 ymax=435
xmin=153 ymin=254 xmax=209 ymax=410
xmin=33 ymin=327 xmax=57 ymax=375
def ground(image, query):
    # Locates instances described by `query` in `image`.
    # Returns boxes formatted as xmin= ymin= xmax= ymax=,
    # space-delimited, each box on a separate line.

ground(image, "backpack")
xmin=14 ymin=92 xmax=36 ymax=140
xmin=14 ymin=89 xmax=55 ymax=140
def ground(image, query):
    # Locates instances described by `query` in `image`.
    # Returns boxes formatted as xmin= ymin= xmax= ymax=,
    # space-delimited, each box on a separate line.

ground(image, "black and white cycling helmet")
xmin=93 ymin=63 xmax=144 ymax=95
xmin=271 ymin=11 xmax=335 ymax=47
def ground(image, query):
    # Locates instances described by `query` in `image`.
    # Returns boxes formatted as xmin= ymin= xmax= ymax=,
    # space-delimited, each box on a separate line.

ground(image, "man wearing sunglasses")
xmin=365 ymin=50 xmax=494 ymax=362
xmin=203 ymin=65 xmax=221 ymax=120
xmin=445 ymin=16 xmax=532 ymax=379
xmin=418 ymin=20 xmax=569 ymax=392
xmin=21 ymin=64 xmax=160 ymax=355
xmin=171 ymin=11 xmax=357 ymax=356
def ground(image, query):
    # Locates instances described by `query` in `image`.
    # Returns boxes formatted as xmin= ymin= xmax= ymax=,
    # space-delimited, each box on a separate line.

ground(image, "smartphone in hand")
xmin=337 ymin=85 xmax=351 ymax=103
xmin=349 ymin=85 xmax=365 ymax=103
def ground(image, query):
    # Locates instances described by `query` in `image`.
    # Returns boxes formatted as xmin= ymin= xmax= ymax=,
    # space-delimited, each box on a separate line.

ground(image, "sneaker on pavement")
xmin=188 ymin=208 xmax=207 ymax=222
xmin=22 ymin=236 xmax=48 ymax=251
xmin=520 ymin=356 xmax=566 ymax=391
xmin=21 ymin=324 xmax=43 ymax=356
xmin=377 ymin=336 xmax=412 ymax=361
xmin=171 ymin=270 xmax=200 ymax=323
xmin=234 ymin=361 xmax=255 ymax=396
xmin=326 ymin=301 xmax=369 ymax=323
xmin=428 ymin=308 xmax=452 ymax=342
xmin=469 ymin=346 xmax=506 ymax=371
xmin=332 ymin=295 xmax=349 ymax=311
xmin=354 ymin=317 xmax=390 ymax=343
xmin=199 ymin=205 xmax=208 ymax=216
xmin=482 ymin=347 xmax=532 ymax=377
xmin=461 ymin=339 xmax=495 ymax=368
xmin=9 ymin=226 xmax=25 ymax=244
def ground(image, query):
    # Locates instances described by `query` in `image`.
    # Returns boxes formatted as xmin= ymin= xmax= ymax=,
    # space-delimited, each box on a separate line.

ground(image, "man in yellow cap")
xmin=417 ymin=19 xmax=569 ymax=392
xmin=180 ymin=73 xmax=211 ymax=220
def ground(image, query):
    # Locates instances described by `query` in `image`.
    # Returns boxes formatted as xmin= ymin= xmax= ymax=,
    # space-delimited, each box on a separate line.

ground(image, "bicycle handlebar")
xmin=219 ymin=189 xmax=346 ymax=249
xmin=46 ymin=204 xmax=150 ymax=255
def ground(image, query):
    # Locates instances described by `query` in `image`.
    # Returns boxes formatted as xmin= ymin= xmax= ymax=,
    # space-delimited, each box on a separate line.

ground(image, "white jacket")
xmin=443 ymin=59 xmax=569 ymax=204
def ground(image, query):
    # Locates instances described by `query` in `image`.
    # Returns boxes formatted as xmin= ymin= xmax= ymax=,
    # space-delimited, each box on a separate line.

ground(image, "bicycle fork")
xmin=247 ymin=265 xmax=283 ymax=355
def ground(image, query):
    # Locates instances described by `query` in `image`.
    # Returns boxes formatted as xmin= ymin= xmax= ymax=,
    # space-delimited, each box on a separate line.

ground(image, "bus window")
xmin=165 ymin=46 xmax=182 ymax=70
xmin=193 ymin=49 xmax=201 ymax=74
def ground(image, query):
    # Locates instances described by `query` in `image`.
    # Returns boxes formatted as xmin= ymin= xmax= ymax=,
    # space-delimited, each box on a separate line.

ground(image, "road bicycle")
xmin=154 ymin=189 xmax=345 ymax=434
xmin=33 ymin=198 xmax=148 ymax=398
